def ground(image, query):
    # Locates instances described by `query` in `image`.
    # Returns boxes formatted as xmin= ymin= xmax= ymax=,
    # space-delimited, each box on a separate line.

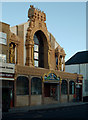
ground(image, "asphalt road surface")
xmin=2 ymin=104 xmax=88 ymax=120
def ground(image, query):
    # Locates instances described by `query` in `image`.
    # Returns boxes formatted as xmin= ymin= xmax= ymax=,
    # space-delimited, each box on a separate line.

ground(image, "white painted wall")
xmin=65 ymin=64 xmax=88 ymax=97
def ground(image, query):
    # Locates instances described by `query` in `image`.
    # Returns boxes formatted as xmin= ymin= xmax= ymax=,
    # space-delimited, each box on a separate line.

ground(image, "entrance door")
xmin=44 ymin=84 xmax=50 ymax=97
xmin=76 ymin=85 xmax=82 ymax=101
xmin=44 ymin=83 xmax=57 ymax=99
xmin=50 ymin=85 xmax=57 ymax=98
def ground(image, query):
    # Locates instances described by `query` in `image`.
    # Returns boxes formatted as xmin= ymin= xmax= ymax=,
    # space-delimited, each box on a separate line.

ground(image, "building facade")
xmin=0 ymin=22 xmax=15 ymax=111
xmin=65 ymin=51 xmax=88 ymax=102
xmin=1 ymin=5 xmax=83 ymax=109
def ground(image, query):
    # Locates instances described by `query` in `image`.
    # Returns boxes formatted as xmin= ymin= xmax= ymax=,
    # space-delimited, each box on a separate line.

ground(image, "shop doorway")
xmin=2 ymin=87 xmax=14 ymax=112
xmin=76 ymin=85 xmax=82 ymax=101
xmin=44 ymin=83 xmax=58 ymax=100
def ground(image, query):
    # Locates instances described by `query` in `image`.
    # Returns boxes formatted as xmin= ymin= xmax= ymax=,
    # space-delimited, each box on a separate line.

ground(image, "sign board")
xmin=43 ymin=72 xmax=60 ymax=83
xmin=0 ymin=73 xmax=14 ymax=78
xmin=0 ymin=62 xmax=15 ymax=73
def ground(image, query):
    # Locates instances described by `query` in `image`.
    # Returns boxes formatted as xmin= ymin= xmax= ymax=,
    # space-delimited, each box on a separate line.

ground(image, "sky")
xmin=1 ymin=2 xmax=86 ymax=61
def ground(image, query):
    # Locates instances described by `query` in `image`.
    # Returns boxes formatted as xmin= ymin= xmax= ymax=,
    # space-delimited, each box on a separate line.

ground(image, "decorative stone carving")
xmin=55 ymin=46 xmax=66 ymax=71
xmin=9 ymin=43 xmax=15 ymax=63
xmin=26 ymin=5 xmax=51 ymax=68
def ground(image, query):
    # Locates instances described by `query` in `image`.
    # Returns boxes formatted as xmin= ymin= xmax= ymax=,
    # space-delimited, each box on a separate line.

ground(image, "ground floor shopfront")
xmin=13 ymin=65 xmax=83 ymax=107
xmin=0 ymin=62 xmax=15 ymax=111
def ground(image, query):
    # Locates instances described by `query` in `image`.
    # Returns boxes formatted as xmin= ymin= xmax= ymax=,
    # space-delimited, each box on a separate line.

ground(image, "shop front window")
xmin=61 ymin=80 xmax=68 ymax=94
xmin=69 ymin=81 xmax=75 ymax=94
xmin=31 ymin=77 xmax=42 ymax=95
xmin=16 ymin=76 xmax=29 ymax=95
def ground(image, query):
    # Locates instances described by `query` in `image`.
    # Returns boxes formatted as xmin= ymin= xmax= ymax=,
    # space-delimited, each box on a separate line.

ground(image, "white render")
xmin=65 ymin=63 xmax=88 ymax=97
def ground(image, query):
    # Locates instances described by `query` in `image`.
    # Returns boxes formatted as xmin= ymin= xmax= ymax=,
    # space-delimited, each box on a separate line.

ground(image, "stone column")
xmin=29 ymin=44 xmax=32 ymax=66
xmin=48 ymin=49 xmax=51 ymax=69
xmin=59 ymin=56 xmax=62 ymax=71
xmin=31 ymin=45 xmax=34 ymax=66
xmin=58 ymin=53 xmax=60 ymax=70
xmin=16 ymin=44 xmax=20 ymax=65
xmin=67 ymin=80 xmax=69 ymax=102
xmin=63 ymin=56 xmax=65 ymax=71
xmin=25 ymin=40 xmax=33 ymax=67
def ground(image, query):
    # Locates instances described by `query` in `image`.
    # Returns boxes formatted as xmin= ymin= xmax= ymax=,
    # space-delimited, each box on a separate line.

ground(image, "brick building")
xmin=1 ymin=5 xmax=83 ymax=109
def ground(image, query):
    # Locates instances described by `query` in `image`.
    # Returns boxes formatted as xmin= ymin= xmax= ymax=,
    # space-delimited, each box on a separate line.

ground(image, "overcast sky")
xmin=1 ymin=2 xmax=86 ymax=61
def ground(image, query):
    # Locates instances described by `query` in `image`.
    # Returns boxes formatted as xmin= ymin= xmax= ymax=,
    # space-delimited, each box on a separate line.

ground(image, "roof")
xmin=65 ymin=51 xmax=88 ymax=65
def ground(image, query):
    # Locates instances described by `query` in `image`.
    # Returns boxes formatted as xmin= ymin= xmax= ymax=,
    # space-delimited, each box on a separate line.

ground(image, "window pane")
xmin=56 ymin=57 xmax=58 ymax=65
xmin=34 ymin=44 xmax=39 ymax=52
xmin=31 ymin=77 xmax=42 ymax=95
xmin=34 ymin=35 xmax=39 ymax=44
xmin=16 ymin=76 xmax=29 ymax=95
xmin=0 ymin=37 xmax=6 ymax=45
xmin=34 ymin=60 xmax=38 ymax=67
xmin=34 ymin=52 xmax=38 ymax=59
xmin=0 ymin=32 xmax=7 ymax=45
xmin=61 ymin=80 xmax=67 ymax=94
xmin=0 ymin=32 xmax=6 ymax=38
xmin=0 ymin=54 xmax=6 ymax=63
xmin=2 ymin=32 xmax=7 ymax=39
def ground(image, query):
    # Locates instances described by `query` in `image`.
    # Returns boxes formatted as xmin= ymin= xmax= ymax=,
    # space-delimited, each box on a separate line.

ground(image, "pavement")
xmin=5 ymin=102 xmax=88 ymax=114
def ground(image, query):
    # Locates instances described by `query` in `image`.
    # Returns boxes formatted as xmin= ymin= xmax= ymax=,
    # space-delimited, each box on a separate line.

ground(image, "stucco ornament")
xmin=26 ymin=5 xmax=51 ymax=68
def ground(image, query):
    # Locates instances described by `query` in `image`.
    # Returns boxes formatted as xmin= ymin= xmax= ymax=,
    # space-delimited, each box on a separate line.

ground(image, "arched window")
xmin=55 ymin=53 xmax=58 ymax=70
xmin=31 ymin=77 xmax=42 ymax=95
xmin=61 ymin=80 xmax=68 ymax=94
xmin=16 ymin=76 xmax=29 ymax=95
xmin=33 ymin=35 xmax=39 ymax=67
xmin=69 ymin=81 xmax=75 ymax=94
xmin=33 ymin=31 xmax=44 ymax=68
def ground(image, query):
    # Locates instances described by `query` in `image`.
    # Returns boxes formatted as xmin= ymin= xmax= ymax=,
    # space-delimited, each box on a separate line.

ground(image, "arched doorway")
xmin=33 ymin=30 xmax=48 ymax=68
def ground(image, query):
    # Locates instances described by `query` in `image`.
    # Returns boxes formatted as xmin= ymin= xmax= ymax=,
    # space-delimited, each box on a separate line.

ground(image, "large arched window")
xmin=61 ymin=80 xmax=68 ymax=94
xmin=16 ymin=76 xmax=29 ymax=95
xmin=31 ymin=77 xmax=42 ymax=95
xmin=33 ymin=31 xmax=45 ymax=68
xmin=69 ymin=81 xmax=75 ymax=94
xmin=33 ymin=35 xmax=39 ymax=67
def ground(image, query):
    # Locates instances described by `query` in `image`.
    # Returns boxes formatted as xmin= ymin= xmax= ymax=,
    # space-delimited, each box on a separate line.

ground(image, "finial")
xmin=30 ymin=5 xmax=34 ymax=8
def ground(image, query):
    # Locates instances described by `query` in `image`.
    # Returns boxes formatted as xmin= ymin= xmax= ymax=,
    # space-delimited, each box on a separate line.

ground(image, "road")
xmin=2 ymin=104 xmax=88 ymax=120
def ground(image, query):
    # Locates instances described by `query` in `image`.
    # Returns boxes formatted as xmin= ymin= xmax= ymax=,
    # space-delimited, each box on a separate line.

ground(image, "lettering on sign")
xmin=0 ymin=73 xmax=14 ymax=78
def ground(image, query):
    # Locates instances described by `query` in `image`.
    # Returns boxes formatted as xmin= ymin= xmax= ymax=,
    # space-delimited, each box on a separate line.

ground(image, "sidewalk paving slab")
xmin=6 ymin=102 xmax=88 ymax=114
